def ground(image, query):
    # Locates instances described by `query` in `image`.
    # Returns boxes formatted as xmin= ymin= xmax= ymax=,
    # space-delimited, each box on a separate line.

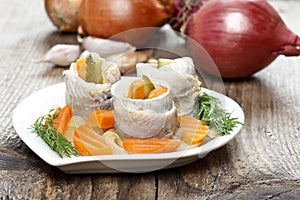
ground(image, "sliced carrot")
xmin=123 ymin=138 xmax=182 ymax=154
xmin=147 ymin=86 xmax=168 ymax=99
xmin=73 ymin=124 xmax=113 ymax=156
xmin=127 ymin=79 xmax=145 ymax=99
xmin=76 ymin=57 xmax=87 ymax=81
xmin=52 ymin=104 xmax=72 ymax=135
xmin=178 ymin=116 xmax=206 ymax=126
xmin=181 ymin=131 xmax=207 ymax=145
xmin=87 ymin=110 xmax=114 ymax=129
xmin=178 ymin=116 xmax=209 ymax=145
xmin=74 ymin=130 xmax=91 ymax=156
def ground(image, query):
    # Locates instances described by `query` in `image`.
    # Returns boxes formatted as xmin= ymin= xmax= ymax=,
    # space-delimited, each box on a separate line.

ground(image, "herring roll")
xmin=136 ymin=57 xmax=201 ymax=116
xmin=63 ymin=53 xmax=121 ymax=119
xmin=111 ymin=76 xmax=178 ymax=139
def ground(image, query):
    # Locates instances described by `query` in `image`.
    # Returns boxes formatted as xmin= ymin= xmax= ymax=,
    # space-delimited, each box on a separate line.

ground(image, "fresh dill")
xmin=31 ymin=109 xmax=79 ymax=158
xmin=194 ymin=93 xmax=242 ymax=135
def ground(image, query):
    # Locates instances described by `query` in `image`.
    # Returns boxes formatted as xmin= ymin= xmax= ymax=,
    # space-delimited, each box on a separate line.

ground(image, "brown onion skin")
xmin=79 ymin=0 xmax=175 ymax=46
xmin=45 ymin=0 xmax=83 ymax=32
xmin=186 ymin=0 xmax=300 ymax=79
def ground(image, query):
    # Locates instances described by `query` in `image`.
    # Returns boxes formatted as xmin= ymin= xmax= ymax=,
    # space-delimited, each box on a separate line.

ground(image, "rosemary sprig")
xmin=194 ymin=93 xmax=242 ymax=135
xmin=31 ymin=109 xmax=79 ymax=158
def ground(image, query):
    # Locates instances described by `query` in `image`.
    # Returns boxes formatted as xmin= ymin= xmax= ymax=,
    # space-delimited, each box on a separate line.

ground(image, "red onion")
xmin=177 ymin=0 xmax=300 ymax=78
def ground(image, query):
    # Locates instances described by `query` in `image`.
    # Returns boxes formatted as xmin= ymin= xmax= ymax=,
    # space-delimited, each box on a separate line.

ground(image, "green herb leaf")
xmin=194 ymin=93 xmax=242 ymax=135
xmin=31 ymin=109 xmax=80 ymax=158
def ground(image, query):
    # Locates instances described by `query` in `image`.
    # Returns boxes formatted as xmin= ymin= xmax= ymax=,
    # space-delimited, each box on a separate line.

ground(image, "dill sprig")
xmin=31 ymin=109 xmax=79 ymax=158
xmin=194 ymin=93 xmax=242 ymax=135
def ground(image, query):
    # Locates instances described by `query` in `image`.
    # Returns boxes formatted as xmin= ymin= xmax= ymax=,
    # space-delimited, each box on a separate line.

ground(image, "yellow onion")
xmin=79 ymin=0 xmax=175 ymax=46
xmin=45 ymin=0 xmax=83 ymax=32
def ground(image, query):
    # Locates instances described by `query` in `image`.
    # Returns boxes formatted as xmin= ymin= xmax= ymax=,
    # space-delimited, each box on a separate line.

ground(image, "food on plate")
xmin=30 ymin=56 xmax=242 ymax=158
xmin=87 ymin=110 xmax=114 ymax=130
xmin=31 ymin=105 xmax=79 ymax=158
xmin=63 ymin=52 xmax=121 ymax=118
xmin=136 ymin=57 xmax=201 ymax=116
xmin=74 ymin=123 xmax=113 ymax=156
xmin=111 ymin=76 xmax=178 ymax=139
xmin=123 ymin=138 xmax=182 ymax=154
xmin=178 ymin=116 xmax=208 ymax=145
xmin=52 ymin=104 xmax=72 ymax=135
xmin=194 ymin=93 xmax=242 ymax=136
xmin=64 ymin=115 xmax=85 ymax=144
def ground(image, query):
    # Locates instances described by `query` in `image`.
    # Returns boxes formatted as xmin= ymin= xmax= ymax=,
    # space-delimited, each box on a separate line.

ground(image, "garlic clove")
xmin=38 ymin=44 xmax=80 ymax=66
xmin=81 ymin=36 xmax=136 ymax=58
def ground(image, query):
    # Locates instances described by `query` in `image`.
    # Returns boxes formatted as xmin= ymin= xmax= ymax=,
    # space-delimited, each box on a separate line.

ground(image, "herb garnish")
xmin=31 ymin=109 xmax=79 ymax=158
xmin=194 ymin=93 xmax=242 ymax=135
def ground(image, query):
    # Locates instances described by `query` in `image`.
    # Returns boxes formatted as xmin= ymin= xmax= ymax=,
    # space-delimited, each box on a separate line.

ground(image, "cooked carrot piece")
xmin=127 ymin=79 xmax=145 ymax=99
xmin=178 ymin=116 xmax=209 ymax=145
xmin=76 ymin=57 xmax=87 ymax=81
xmin=73 ymin=124 xmax=113 ymax=156
xmin=52 ymin=104 xmax=72 ymax=135
xmin=123 ymin=138 xmax=182 ymax=154
xmin=181 ymin=131 xmax=207 ymax=145
xmin=147 ymin=86 xmax=168 ymax=99
xmin=87 ymin=110 xmax=114 ymax=129
xmin=178 ymin=116 xmax=206 ymax=126
xmin=74 ymin=130 xmax=91 ymax=156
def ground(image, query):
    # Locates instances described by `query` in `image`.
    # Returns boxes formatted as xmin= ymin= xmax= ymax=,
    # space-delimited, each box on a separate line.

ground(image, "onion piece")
xmin=79 ymin=0 xmax=175 ymax=46
xmin=45 ymin=0 xmax=83 ymax=32
xmin=181 ymin=0 xmax=300 ymax=78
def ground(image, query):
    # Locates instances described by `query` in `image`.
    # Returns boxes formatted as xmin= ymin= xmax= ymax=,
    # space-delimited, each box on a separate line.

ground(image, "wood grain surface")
xmin=1 ymin=0 xmax=300 ymax=199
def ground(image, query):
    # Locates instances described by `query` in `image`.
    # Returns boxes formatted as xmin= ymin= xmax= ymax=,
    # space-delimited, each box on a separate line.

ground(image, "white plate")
xmin=13 ymin=82 xmax=244 ymax=174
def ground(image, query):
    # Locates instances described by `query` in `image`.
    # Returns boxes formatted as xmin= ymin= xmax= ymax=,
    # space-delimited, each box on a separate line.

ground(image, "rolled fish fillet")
xmin=63 ymin=55 xmax=121 ymax=119
xmin=136 ymin=57 xmax=201 ymax=116
xmin=111 ymin=77 xmax=178 ymax=139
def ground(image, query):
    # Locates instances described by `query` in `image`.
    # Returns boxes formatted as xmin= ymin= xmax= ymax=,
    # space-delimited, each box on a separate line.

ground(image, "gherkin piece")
xmin=142 ymin=75 xmax=155 ymax=98
xmin=157 ymin=58 xmax=173 ymax=68
xmin=86 ymin=53 xmax=103 ymax=84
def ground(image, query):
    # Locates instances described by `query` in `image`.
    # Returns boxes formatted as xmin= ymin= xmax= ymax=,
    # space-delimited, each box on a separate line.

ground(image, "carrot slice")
xmin=87 ymin=110 xmax=114 ymax=129
xmin=74 ymin=130 xmax=91 ymax=156
xmin=178 ymin=116 xmax=206 ymax=126
xmin=147 ymin=86 xmax=168 ymax=99
xmin=123 ymin=138 xmax=182 ymax=154
xmin=181 ymin=131 xmax=207 ymax=145
xmin=178 ymin=116 xmax=209 ymax=145
xmin=127 ymin=79 xmax=145 ymax=99
xmin=76 ymin=57 xmax=87 ymax=81
xmin=52 ymin=104 xmax=72 ymax=135
xmin=73 ymin=124 xmax=113 ymax=156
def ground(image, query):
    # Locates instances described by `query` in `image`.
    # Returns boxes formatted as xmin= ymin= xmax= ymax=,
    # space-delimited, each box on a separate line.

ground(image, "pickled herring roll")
xmin=136 ymin=57 xmax=201 ymax=116
xmin=111 ymin=76 xmax=178 ymax=139
xmin=63 ymin=53 xmax=121 ymax=119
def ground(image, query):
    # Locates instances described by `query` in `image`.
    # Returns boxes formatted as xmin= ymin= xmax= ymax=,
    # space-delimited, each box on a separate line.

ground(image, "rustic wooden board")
xmin=1 ymin=0 xmax=300 ymax=199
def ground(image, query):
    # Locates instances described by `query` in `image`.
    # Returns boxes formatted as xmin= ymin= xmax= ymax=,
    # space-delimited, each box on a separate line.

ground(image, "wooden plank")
xmin=0 ymin=0 xmax=300 ymax=199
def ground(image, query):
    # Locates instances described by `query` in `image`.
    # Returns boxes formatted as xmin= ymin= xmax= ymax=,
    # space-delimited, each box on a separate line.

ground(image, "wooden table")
xmin=1 ymin=0 xmax=300 ymax=199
